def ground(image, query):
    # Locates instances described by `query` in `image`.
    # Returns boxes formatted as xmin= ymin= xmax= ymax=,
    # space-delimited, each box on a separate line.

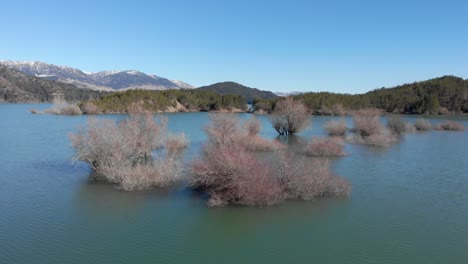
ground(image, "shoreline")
xmin=3 ymin=102 xmax=467 ymax=116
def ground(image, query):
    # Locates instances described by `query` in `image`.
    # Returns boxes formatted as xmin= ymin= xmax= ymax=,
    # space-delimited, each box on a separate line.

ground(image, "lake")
xmin=1 ymin=104 xmax=467 ymax=264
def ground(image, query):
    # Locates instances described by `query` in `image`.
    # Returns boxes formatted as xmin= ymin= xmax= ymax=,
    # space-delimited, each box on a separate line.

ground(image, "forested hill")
xmin=196 ymin=81 xmax=278 ymax=103
xmin=88 ymin=89 xmax=247 ymax=113
xmin=0 ymin=67 xmax=104 ymax=103
xmin=292 ymin=76 xmax=468 ymax=114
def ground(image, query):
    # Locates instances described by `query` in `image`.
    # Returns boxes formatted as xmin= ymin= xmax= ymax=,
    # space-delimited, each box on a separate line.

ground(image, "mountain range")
xmin=0 ymin=60 xmax=194 ymax=91
xmin=0 ymin=66 xmax=102 ymax=103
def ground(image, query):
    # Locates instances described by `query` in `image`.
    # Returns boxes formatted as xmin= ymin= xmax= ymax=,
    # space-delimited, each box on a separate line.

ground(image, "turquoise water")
xmin=1 ymin=104 xmax=467 ymax=264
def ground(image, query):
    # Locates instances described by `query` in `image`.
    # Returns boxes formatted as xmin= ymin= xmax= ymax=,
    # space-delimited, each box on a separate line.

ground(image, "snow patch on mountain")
xmin=274 ymin=91 xmax=303 ymax=97
xmin=0 ymin=60 xmax=193 ymax=91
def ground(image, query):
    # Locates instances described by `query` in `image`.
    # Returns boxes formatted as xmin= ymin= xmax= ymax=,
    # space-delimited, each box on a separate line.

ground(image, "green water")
xmin=1 ymin=104 xmax=467 ymax=264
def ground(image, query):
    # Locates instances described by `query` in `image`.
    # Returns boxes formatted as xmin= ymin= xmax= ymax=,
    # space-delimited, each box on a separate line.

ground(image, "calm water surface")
xmin=1 ymin=104 xmax=467 ymax=264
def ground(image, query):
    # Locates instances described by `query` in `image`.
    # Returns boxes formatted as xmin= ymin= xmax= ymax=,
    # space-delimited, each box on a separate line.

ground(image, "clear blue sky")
xmin=1 ymin=0 xmax=467 ymax=93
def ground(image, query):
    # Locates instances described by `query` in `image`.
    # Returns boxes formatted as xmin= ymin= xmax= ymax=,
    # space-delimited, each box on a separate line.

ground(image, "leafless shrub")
xmin=352 ymin=109 xmax=383 ymax=136
xmin=305 ymin=137 xmax=345 ymax=157
xmin=191 ymin=144 xmax=284 ymax=206
xmin=278 ymin=154 xmax=350 ymax=200
xmin=165 ymin=133 xmax=190 ymax=151
xmin=351 ymin=110 xmax=399 ymax=147
xmin=44 ymin=104 xmax=82 ymax=115
xmin=414 ymin=118 xmax=432 ymax=131
xmin=387 ymin=116 xmax=406 ymax=135
xmin=96 ymin=152 xmax=181 ymax=191
xmin=434 ymin=121 xmax=465 ymax=131
xmin=191 ymin=115 xmax=350 ymax=206
xmin=438 ymin=107 xmax=450 ymax=115
xmin=205 ymin=114 xmax=282 ymax=151
xmin=270 ymin=97 xmax=310 ymax=135
xmin=69 ymin=114 xmax=181 ymax=190
xmin=404 ymin=122 xmax=416 ymax=133
xmin=82 ymin=102 xmax=101 ymax=115
xmin=205 ymin=114 xmax=243 ymax=146
xmin=245 ymin=116 xmax=261 ymax=136
xmin=60 ymin=105 xmax=83 ymax=115
xmin=354 ymin=130 xmax=397 ymax=147
xmin=324 ymin=119 xmax=347 ymax=136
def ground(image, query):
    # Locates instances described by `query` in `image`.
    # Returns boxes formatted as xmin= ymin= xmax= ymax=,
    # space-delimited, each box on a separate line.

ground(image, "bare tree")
xmin=386 ymin=115 xmax=406 ymax=135
xmin=191 ymin=114 xmax=350 ymax=207
xmin=69 ymin=114 xmax=182 ymax=190
xmin=324 ymin=119 xmax=347 ymax=136
xmin=434 ymin=121 xmax=465 ymax=131
xmin=165 ymin=133 xmax=190 ymax=152
xmin=270 ymin=97 xmax=310 ymax=135
xmin=277 ymin=153 xmax=350 ymax=200
xmin=352 ymin=109 xmax=398 ymax=146
xmin=352 ymin=109 xmax=382 ymax=136
xmin=414 ymin=118 xmax=432 ymax=131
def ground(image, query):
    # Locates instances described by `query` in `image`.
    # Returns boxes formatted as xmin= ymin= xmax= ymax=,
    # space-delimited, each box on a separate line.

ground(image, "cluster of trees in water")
xmin=255 ymin=76 xmax=468 ymax=114
xmin=69 ymin=98 xmax=464 ymax=207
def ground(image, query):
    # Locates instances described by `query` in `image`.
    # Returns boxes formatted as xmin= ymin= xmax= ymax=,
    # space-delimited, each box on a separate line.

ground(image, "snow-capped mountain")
xmin=170 ymin=80 xmax=194 ymax=89
xmin=0 ymin=60 xmax=193 ymax=91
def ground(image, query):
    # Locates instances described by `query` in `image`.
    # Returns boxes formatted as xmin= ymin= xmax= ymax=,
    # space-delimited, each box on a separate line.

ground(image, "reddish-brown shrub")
xmin=191 ymin=115 xmax=351 ymax=206
xmin=305 ymin=137 xmax=345 ymax=157
xmin=69 ymin=114 xmax=181 ymax=190
xmin=324 ymin=119 xmax=347 ymax=136
xmin=270 ymin=97 xmax=310 ymax=135
xmin=205 ymin=114 xmax=243 ymax=146
xmin=191 ymin=144 xmax=284 ymax=206
xmin=352 ymin=109 xmax=383 ymax=136
xmin=245 ymin=116 xmax=261 ymax=136
xmin=165 ymin=133 xmax=190 ymax=151
xmin=438 ymin=107 xmax=450 ymax=115
xmin=348 ymin=110 xmax=400 ymax=147
xmin=205 ymin=114 xmax=282 ymax=151
xmin=434 ymin=121 xmax=465 ymax=131
xmin=82 ymin=102 xmax=101 ymax=114
xmin=356 ymin=130 xmax=397 ymax=147
xmin=414 ymin=118 xmax=432 ymax=131
xmin=278 ymin=154 xmax=350 ymax=200
xmin=60 ymin=105 xmax=82 ymax=115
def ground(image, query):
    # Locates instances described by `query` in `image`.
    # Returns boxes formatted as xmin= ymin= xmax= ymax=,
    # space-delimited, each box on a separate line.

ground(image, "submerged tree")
xmin=69 ymin=113 xmax=187 ymax=190
xmin=352 ymin=109 xmax=397 ymax=147
xmin=191 ymin=114 xmax=349 ymax=207
xmin=270 ymin=97 xmax=310 ymax=135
